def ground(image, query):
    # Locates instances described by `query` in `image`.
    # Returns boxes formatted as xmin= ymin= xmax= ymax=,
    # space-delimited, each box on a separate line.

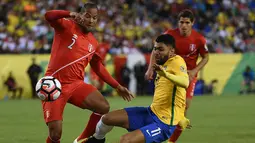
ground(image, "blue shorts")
xmin=124 ymin=107 xmax=176 ymax=143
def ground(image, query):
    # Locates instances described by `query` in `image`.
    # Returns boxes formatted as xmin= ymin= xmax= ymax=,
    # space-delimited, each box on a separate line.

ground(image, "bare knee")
xmin=84 ymin=91 xmax=110 ymax=114
xmin=48 ymin=122 xmax=62 ymax=141
xmin=101 ymin=114 xmax=112 ymax=125
xmin=99 ymin=101 xmax=110 ymax=114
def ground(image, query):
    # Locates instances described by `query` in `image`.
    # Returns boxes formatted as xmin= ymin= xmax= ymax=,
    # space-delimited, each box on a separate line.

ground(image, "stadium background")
xmin=0 ymin=0 xmax=255 ymax=143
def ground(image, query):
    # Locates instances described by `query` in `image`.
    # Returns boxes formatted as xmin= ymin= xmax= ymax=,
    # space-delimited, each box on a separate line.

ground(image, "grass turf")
xmin=0 ymin=95 xmax=255 ymax=143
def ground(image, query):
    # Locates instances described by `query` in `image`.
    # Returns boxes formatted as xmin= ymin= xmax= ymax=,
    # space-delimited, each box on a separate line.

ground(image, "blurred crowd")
xmin=0 ymin=0 xmax=255 ymax=54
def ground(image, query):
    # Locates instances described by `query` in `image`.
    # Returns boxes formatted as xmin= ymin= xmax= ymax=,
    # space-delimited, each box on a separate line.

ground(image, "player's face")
xmin=80 ymin=8 xmax=98 ymax=32
xmin=178 ymin=17 xmax=194 ymax=36
xmin=154 ymin=42 xmax=174 ymax=65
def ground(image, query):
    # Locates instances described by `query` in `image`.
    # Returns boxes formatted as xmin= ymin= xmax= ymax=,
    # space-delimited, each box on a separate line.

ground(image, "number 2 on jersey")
xmin=68 ymin=34 xmax=78 ymax=49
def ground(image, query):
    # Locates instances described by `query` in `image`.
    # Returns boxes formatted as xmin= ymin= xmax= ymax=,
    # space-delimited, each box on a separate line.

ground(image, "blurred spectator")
xmin=0 ymin=0 xmax=254 ymax=54
xmin=194 ymin=78 xmax=219 ymax=95
xmin=134 ymin=61 xmax=147 ymax=95
xmin=3 ymin=71 xmax=23 ymax=99
xmin=120 ymin=63 xmax=131 ymax=89
xmin=194 ymin=78 xmax=205 ymax=95
xmin=206 ymin=79 xmax=219 ymax=95
xmin=240 ymin=65 xmax=254 ymax=94
xmin=27 ymin=57 xmax=42 ymax=98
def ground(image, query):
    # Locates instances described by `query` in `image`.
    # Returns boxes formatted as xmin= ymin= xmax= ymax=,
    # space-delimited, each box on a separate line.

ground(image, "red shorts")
xmin=186 ymin=77 xmax=197 ymax=99
xmin=41 ymin=80 xmax=97 ymax=123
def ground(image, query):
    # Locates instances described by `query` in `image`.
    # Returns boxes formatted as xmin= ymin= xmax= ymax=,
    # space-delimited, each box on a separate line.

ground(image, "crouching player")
xmin=85 ymin=34 xmax=190 ymax=143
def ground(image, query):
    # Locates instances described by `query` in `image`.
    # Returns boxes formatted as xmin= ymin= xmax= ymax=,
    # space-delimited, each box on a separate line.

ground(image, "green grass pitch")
xmin=0 ymin=95 xmax=255 ymax=143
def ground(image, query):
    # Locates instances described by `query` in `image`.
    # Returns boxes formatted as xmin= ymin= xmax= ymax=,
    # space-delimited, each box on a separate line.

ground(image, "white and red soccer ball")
xmin=35 ymin=76 xmax=61 ymax=101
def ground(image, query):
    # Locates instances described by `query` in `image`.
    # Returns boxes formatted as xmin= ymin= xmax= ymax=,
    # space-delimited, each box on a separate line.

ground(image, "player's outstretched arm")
xmin=145 ymin=50 xmax=156 ymax=80
xmin=153 ymin=64 xmax=189 ymax=88
xmin=45 ymin=10 xmax=70 ymax=22
xmin=90 ymin=54 xmax=134 ymax=101
xmin=44 ymin=10 xmax=81 ymax=29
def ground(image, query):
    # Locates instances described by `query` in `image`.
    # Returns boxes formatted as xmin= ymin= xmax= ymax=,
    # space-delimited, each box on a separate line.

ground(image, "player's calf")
xmin=94 ymin=116 xmax=113 ymax=139
xmin=47 ymin=136 xmax=60 ymax=143
xmin=48 ymin=121 xmax=62 ymax=143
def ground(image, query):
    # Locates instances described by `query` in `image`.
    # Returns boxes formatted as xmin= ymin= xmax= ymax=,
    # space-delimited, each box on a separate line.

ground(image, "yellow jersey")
xmin=151 ymin=55 xmax=188 ymax=125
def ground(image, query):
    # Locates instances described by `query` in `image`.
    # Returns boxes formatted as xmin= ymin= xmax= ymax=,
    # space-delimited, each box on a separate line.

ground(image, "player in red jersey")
xmin=90 ymin=37 xmax=111 ymax=90
xmin=145 ymin=9 xmax=209 ymax=143
xmin=43 ymin=3 xmax=133 ymax=143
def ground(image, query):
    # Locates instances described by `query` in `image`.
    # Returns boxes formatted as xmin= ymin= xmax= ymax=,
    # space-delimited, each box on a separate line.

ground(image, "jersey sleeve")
xmin=168 ymin=57 xmax=188 ymax=78
xmin=93 ymin=52 xmax=103 ymax=62
xmin=45 ymin=10 xmax=73 ymax=31
xmin=49 ymin=18 xmax=73 ymax=31
xmin=198 ymin=36 xmax=209 ymax=56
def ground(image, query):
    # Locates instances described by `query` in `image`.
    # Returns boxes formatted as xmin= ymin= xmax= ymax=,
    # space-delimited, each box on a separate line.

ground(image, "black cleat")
xmin=85 ymin=136 xmax=105 ymax=143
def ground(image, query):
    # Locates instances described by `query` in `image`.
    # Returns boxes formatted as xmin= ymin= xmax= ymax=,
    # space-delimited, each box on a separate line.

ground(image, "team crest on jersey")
xmin=180 ymin=66 xmax=187 ymax=73
xmin=189 ymin=44 xmax=196 ymax=51
xmin=73 ymin=34 xmax=78 ymax=39
xmin=88 ymin=43 xmax=93 ymax=52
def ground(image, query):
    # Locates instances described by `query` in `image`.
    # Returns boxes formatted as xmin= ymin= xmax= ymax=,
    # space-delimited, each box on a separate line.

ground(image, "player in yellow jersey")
xmin=85 ymin=34 xmax=190 ymax=143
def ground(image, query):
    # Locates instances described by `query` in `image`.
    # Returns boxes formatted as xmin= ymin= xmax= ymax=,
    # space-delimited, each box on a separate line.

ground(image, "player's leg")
xmin=121 ymin=122 xmax=176 ymax=143
xmin=120 ymin=129 xmax=145 ymax=143
xmin=47 ymin=121 xmax=62 ymax=143
xmin=85 ymin=109 xmax=129 ymax=143
xmin=42 ymin=95 xmax=67 ymax=143
xmin=68 ymin=82 xmax=110 ymax=142
xmin=168 ymin=78 xmax=196 ymax=143
xmin=86 ymin=107 xmax=153 ymax=143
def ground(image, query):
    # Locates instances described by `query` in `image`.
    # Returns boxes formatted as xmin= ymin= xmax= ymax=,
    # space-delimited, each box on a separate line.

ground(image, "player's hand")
xmin=70 ymin=12 xmax=84 ymax=25
xmin=187 ymin=69 xmax=197 ymax=82
xmin=186 ymin=124 xmax=192 ymax=129
xmin=153 ymin=64 xmax=166 ymax=77
xmin=116 ymin=85 xmax=134 ymax=102
xmin=145 ymin=68 xmax=154 ymax=80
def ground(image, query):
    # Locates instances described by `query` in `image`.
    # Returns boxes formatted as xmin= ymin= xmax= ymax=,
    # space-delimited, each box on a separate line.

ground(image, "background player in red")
xmin=43 ymin=3 xmax=133 ymax=143
xmin=90 ymin=35 xmax=111 ymax=90
xmin=145 ymin=9 xmax=209 ymax=143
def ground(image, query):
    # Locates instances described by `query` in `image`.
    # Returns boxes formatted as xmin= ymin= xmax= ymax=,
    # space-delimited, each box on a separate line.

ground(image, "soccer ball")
xmin=35 ymin=76 xmax=62 ymax=101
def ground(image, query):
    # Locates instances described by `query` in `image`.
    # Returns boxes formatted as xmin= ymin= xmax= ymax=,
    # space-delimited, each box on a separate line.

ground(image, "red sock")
xmin=78 ymin=113 xmax=102 ymax=140
xmin=169 ymin=125 xmax=183 ymax=142
xmin=46 ymin=136 xmax=60 ymax=143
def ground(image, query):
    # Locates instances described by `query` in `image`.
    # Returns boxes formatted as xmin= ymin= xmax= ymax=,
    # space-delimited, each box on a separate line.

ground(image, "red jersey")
xmin=96 ymin=42 xmax=110 ymax=61
xmin=45 ymin=17 xmax=98 ymax=84
xmin=90 ymin=42 xmax=110 ymax=79
xmin=164 ymin=28 xmax=208 ymax=70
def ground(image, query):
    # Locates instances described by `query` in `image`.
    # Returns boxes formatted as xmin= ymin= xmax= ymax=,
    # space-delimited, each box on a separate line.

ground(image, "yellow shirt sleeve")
xmin=157 ymin=56 xmax=189 ymax=88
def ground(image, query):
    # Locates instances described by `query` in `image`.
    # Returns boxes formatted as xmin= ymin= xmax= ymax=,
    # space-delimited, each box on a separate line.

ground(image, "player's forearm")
xmin=195 ymin=54 xmax=209 ymax=72
xmin=45 ymin=10 xmax=70 ymax=22
xmin=148 ymin=50 xmax=156 ymax=70
xmin=90 ymin=60 xmax=119 ymax=88
xmin=164 ymin=72 xmax=189 ymax=88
